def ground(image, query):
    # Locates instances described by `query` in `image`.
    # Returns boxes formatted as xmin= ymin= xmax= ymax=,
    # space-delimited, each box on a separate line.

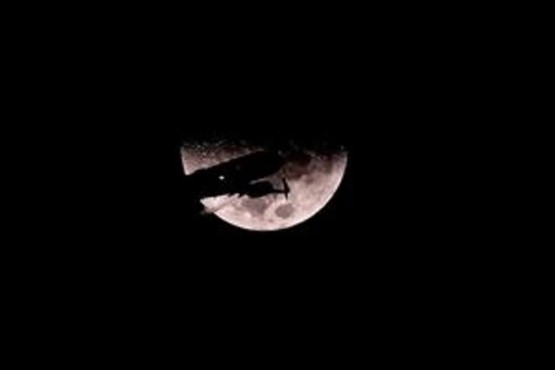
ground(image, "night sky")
xmin=14 ymin=13 xmax=502 ymax=337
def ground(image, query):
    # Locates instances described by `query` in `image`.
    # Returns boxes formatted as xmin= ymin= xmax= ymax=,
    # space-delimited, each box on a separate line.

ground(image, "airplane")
xmin=184 ymin=150 xmax=290 ymax=201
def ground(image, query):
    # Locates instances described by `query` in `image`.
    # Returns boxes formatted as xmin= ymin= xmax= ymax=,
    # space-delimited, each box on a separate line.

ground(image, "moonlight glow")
xmin=181 ymin=141 xmax=348 ymax=231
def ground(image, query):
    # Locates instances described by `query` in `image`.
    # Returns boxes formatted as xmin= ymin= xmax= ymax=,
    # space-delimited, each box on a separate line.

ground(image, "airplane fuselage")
xmin=187 ymin=150 xmax=286 ymax=199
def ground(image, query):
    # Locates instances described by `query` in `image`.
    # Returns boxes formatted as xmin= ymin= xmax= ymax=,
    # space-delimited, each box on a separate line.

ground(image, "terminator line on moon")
xmin=181 ymin=140 xmax=348 ymax=231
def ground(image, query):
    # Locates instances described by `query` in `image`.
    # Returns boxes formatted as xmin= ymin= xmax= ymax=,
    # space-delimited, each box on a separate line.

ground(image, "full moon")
xmin=181 ymin=140 xmax=348 ymax=231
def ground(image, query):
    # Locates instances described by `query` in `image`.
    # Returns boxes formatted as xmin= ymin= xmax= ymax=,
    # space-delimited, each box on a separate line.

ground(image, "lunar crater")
xmin=275 ymin=204 xmax=295 ymax=219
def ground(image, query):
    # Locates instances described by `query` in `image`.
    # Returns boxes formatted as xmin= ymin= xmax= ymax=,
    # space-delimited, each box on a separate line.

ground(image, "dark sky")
xmin=29 ymin=24 xmax=486 ymax=299
xmin=14 ymin=14 xmax=504 ymax=330
xmin=41 ymin=63 xmax=472 ymax=297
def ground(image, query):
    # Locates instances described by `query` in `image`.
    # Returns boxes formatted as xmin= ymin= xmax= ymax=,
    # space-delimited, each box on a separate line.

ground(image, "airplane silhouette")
xmin=185 ymin=150 xmax=290 ymax=201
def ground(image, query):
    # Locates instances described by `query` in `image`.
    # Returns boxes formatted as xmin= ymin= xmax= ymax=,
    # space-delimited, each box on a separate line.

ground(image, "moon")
xmin=181 ymin=140 xmax=348 ymax=231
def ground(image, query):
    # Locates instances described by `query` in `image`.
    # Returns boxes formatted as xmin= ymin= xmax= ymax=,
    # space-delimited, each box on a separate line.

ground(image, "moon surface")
xmin=181 ymin=140 xmax=348 ymax=231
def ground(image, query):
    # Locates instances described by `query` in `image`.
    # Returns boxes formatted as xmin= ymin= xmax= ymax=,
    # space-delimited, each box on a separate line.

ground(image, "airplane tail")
xmin=282 ymin=178 xmax=290 ymax=200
